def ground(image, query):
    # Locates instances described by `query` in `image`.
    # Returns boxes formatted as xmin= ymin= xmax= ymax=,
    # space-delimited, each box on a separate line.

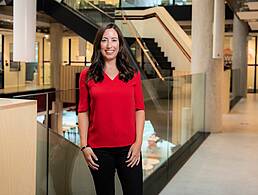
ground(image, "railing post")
xmin=46 ymin=92 xmax=49 ymax=195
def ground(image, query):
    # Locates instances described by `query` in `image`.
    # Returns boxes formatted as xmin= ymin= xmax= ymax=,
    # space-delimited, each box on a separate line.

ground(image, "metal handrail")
xmin=117 ymin=13 xmax=191 ymax=62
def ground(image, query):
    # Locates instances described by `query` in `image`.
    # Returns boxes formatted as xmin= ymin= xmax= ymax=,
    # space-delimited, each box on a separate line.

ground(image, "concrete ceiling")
xmin=0 ymin=6 xmax=55 ymax=34
xmin=236 ymin=1 xmax=258 ymax=31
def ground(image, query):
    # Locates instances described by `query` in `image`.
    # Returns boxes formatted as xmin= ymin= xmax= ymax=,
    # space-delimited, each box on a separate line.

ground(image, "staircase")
xmin=39 ymin=0 xmax=148 ymax=78
xmin=143 ymin=38 xmax=173 ymax=78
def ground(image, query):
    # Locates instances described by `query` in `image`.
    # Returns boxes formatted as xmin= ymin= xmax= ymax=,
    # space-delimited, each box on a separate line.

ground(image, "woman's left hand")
xmin=126 ymin=142 xmax=142 ymax=168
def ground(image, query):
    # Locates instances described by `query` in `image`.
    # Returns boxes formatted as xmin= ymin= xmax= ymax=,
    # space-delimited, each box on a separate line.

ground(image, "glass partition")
xmin=15 ymin=89 xmax=123 ymax=195
xmin=121 ymin=0 xmax=192 ymax=7
xmin=141 ymin=78 xmax=172 ymax=179
xmin=168 ymin=73 xmax=205 ymax=149
xmin=63 ymin=0 xmax=115 ymax=26
xmin=13 ymin=72 xmax=206 ymax=194
xmin=63 ymin=0 xmax=119 ymax=8
xmin=62 ymin=0 xmax=192 ymax=8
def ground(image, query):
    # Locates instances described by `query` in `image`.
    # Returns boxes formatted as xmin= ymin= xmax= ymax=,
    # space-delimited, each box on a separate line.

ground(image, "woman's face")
xmin=100 ymin=28 xmax=120 ymax=63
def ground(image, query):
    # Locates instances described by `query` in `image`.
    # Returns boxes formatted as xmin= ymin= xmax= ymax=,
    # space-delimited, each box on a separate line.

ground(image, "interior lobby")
xmin=1 ymin=0 xmax=258 ymax=195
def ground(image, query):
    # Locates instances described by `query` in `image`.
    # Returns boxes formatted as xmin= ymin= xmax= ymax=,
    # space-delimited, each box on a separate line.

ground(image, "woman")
xmin=78 ymin=23 xmax=145 ymax=195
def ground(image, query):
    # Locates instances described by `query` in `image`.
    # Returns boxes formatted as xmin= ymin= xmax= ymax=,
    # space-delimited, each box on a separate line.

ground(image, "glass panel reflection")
xmin=15 ymin=72 xmax=206 ymax=193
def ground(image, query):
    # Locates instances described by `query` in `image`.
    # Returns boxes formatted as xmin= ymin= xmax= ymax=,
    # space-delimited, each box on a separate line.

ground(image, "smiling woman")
xmin=100 ymin=28 xmax=119 ymax=63
xmin=78 ymin=23 xmax=145 ymax=195
xmin=86 ymin=23 xmax=136 ymax=83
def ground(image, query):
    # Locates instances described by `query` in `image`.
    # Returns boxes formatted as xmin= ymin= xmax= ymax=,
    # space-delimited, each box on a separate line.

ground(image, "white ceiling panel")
xmin=249 ymin=21 xmax=258 ymax=31
xmin=246 ymin=2 xmax=258 ymax=11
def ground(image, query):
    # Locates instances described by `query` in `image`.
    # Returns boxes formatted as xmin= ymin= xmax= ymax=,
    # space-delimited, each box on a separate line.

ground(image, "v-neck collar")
xmin=104 ymin=71 xmax=119 ymax=81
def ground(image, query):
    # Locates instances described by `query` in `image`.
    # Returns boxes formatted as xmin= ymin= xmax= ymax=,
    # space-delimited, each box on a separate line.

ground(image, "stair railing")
xmin=118 ymin=10 xmax=191 ymax=62
xmin=62 ymin=0 xmax=165 ymax=80
xmin=119 ymin=11 xmax=165 ymax=80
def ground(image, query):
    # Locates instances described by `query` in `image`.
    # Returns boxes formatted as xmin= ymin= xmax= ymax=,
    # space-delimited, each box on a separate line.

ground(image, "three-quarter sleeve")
xmin=78 ymin=68 xmax=89 ymax=113
xmin=134 ymin=72 xmax=145 ymax=110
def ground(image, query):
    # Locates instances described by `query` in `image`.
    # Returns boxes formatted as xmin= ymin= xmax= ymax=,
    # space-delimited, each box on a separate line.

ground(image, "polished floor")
xmin=160 ymin=94 xmax=258 ymax=195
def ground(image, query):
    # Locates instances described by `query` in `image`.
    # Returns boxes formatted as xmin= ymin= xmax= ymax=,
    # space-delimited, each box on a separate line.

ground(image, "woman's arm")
xmin=126 ymin=110 xmax=145 ymax=168
xmin=135 ymin=110 xmax=145 ymax=145
xmin=78 ymin=112 xmax=89 ymax=148
xmin=78 ymin=112 xmax=99 ymax=170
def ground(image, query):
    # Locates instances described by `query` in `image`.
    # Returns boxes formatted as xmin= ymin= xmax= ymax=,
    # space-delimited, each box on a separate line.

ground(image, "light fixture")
xmin=13 ymin=0 xmax=36 ymax=62
xmin=212 ymin=0 xmax=225 ymax=59
xmin=44 ymin=34 xmax=49 ymax=39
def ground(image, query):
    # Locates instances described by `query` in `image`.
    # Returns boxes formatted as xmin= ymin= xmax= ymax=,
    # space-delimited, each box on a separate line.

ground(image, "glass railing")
xmin=121 ymin=0 xmax=192 ymax=7
xmin=63 ymin=0 xmax=115 ymax=26
xmin=12 ymin=72 xmax=205 ymax=194
xmin=62 ymin=0 xmax=192 ymax=8
xmin=174 ymin=0 xmax=192 ymax=6
xmin=169 ymin=73 xmax=206 ymax=148
xmin=14 ymin=89 xmax=123 ymax=194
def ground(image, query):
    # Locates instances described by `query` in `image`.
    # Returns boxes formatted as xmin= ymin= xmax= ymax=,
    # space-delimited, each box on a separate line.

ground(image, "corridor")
xmin=160 ymin=94 xmax=258 ymax=195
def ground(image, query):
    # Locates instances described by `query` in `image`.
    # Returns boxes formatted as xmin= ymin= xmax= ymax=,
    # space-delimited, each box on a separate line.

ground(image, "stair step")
xmin=150 ymin=51 xmax=165 ymax=57
xmin=155 ymin=56 xmax=168 ymax=63
xmin=143 ymin=38 xmax=155 ymax=42
xmin=147 ymin=45 xmax=161 ymax=51
xmin=125 ymin=37 xmax=136 ymax=46
xmin=145 ymin=41 xmax=158 ymax=47
xmin=158 ymin=62 xmax=171 ymax=69
xmin=147 ymin=48 xmax=163 ymax=56
xmin=141 ymin=38 xmax=174 ymax=77
xmin=160 ymin=69 xmax=172 ymax=77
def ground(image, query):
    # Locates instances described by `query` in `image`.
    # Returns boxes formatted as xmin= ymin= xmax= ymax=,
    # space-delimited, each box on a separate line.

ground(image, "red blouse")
xmin=78 ymin=68 xmax=145 ymax=148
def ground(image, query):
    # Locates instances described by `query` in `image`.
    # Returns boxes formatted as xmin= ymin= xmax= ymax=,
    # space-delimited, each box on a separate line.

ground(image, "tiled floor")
xmin=160 ymin=94 xmax=258 ymax=195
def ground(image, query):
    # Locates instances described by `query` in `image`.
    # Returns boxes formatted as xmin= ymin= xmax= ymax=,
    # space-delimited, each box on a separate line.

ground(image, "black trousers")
xmin=89 ymin=145 xmax=143 ymax=195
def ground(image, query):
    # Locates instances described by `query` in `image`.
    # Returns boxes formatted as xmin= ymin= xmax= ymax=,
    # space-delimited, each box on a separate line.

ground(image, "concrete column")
xmin=50 ymin=23 xmax=63 ymax=135
xmin=232 ymin=15 xmax=248 ymax=98
xmin=192 ymin=0 xmax=224 ymax=132
xmin=50 ymin=23 xmax=62 ymax=89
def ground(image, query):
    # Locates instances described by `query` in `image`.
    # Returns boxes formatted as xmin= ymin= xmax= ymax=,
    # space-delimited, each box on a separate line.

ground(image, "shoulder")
xmin=81 ymin=67 xmax=89 ymax=76
xmin=127 ymin=70 xmax=141 ymax=84
xmin=133 ymin=70 xmax=141 ymax=79
xmin=80 ymin=67 xmax=89 ymax=80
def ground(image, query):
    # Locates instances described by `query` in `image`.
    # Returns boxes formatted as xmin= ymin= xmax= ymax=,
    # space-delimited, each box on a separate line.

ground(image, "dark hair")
xmin=87 ymin=23 xmax=136 ymax=83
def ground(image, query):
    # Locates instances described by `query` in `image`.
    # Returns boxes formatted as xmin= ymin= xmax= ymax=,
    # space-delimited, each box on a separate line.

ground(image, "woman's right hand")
xmin=82 ymin=147 xmax=99 ymax=170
